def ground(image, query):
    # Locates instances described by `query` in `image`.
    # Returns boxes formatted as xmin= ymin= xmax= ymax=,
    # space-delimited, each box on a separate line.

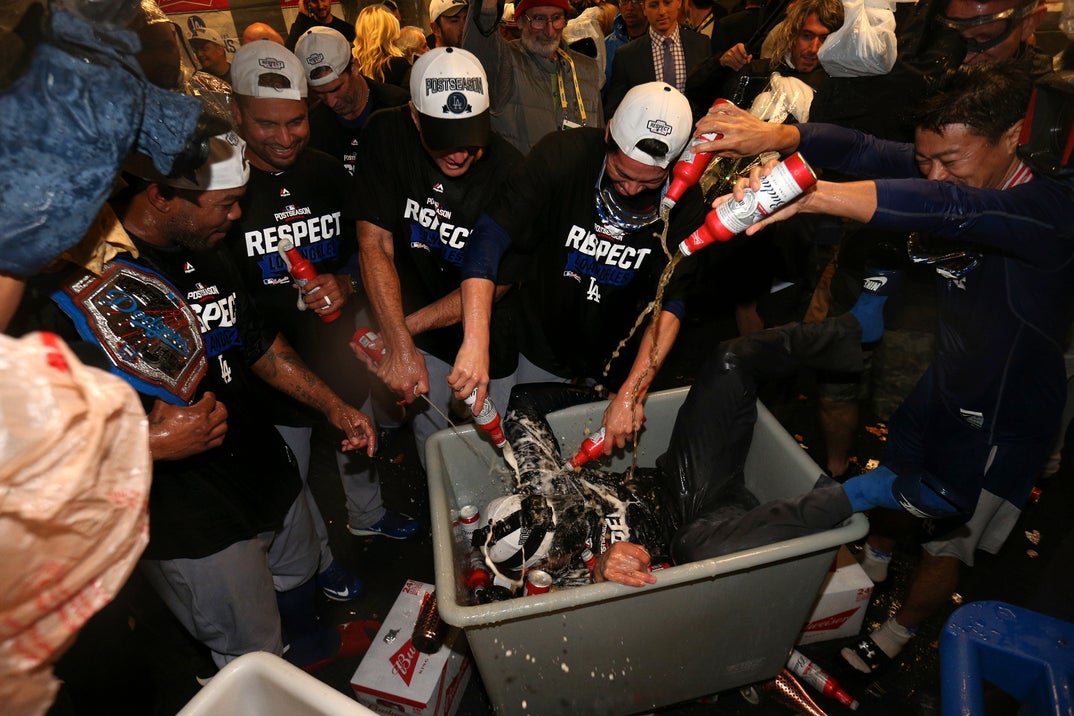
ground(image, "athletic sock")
xmin=871 ymin=618 xmax=915 ymax=657
xmin=858 ymin=542 xmax=892 ymax=583
xmin=841 ymin=618 xmax=915 ymax=673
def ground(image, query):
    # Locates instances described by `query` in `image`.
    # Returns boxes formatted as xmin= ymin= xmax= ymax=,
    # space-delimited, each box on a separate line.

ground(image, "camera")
xmin=1017 ymin=70 xmax=1074 ymax=180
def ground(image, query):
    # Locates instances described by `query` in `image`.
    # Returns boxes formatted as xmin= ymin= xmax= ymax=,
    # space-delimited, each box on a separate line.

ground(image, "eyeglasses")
xmin=522 ymin=12 xmax=567 ymax=29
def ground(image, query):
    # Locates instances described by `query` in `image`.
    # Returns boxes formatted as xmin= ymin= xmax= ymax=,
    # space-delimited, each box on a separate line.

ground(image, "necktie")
xmin=660 ymin=38 xmax=672 ymax=85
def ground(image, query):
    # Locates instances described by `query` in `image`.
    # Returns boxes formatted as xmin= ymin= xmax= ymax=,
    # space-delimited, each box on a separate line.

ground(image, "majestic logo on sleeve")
xmin=52 ymin=261 xmax=206 ymax=405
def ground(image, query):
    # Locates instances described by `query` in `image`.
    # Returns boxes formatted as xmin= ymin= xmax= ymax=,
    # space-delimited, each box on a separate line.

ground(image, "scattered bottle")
xmin=569 ymin=426 xmax=607 ymax=469
xmin=464 ymin=388 xmax=507 ymax=449
xmin=787 ymin=648 xmax=859 ymax=710
xmin=411 ymin=591 xmax=445 ymax=654
xmin=661 ymin=98 xmax=731 ymax=213
xmin=678 ymin=152 xmax=817 ymax=256
xmin=278 ymin=238 xmax=341 ymax=322
xmin=458 ymin=504 xmax=481 ymax=543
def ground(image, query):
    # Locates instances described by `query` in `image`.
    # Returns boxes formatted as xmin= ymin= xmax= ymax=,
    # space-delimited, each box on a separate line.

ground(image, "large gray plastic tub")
xmin=426 ymin=386 xmax=868 ymax=716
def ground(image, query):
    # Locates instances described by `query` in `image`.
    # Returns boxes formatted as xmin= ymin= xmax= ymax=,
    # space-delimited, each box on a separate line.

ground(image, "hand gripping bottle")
xmin=278 ymin=238 xmax=341 ymax=322
xmin=678 ymin=152 xmax=817 ymax=256
xmin=787 ymin=649 xmax=859 ymax=710
xmin=568 ymin=418 xmax=645 ymax=469
xmin=464 ymin=388 xmax=507 ymax=449
xmin=661 ymin=98 xmax=731 ymax=213
xmin=351 ymin=326 xmax=386 ymax=368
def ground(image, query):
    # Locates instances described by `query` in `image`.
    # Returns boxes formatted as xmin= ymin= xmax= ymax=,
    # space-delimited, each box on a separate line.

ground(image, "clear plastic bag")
xmin=817 ymin=0 xmax=898 ymax=78
xmin=0 ymin=332 xmax=150 ymax=716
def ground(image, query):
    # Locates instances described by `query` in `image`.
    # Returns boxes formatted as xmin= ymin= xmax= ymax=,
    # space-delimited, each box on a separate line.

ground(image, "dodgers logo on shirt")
xmin=444 ymin=92 xmax=471 ymax=115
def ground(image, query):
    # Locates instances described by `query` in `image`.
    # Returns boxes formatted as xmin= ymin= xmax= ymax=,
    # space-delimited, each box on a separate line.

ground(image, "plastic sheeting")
xmin=0 ymin=332 xmax=151 ymax=716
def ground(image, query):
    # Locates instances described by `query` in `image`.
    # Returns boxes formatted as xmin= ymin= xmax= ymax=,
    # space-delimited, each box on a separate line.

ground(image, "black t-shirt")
xmin=308 ymin=77 xmax=410 ymax=176
xmin=285 ymin=12 xmax=356 ymax=50
xmin=13 ymin=240 xmax=300 ymax=561
xmin=486 ymin=128 xmax=705 ymax=386
xmin=352 ymin=105 xmax=523 ymax=371
xmin=224 ymin=149 xmax=364 ymax=424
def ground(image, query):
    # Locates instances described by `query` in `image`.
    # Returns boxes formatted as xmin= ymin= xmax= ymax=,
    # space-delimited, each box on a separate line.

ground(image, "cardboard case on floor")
xmin=797 ymin=546 xmax=874 ymax=645
xmin=350 ymin=580 xmax=471 ymax=716
xmin=426 ymin=387 xmax=869 ymax=716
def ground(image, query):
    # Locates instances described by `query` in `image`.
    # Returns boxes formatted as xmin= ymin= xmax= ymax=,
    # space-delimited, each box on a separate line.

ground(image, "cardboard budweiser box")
xmin=797 ymin=546 xmax=873 ymax=645
xmin=351 ymin=580 xmax=471 ymax=716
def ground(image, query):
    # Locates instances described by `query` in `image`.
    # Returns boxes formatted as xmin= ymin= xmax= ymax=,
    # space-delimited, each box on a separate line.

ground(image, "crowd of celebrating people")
xmin=2 ymin=0 xmax=1073 ymax=711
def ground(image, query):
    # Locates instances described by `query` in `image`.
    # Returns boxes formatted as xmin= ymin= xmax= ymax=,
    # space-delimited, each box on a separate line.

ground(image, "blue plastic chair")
xmin=941 ymin=600 xmax=1074 ymax=715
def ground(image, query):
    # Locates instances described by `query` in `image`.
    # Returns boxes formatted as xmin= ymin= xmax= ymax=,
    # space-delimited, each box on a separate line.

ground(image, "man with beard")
xmin=225 ymin=43 xmax=418 ymax=600
xmin=11 ymin=134 xmax=379 ymax=671
xmin=448 ymin=83 xmax=704 ymax=454
xmin=684 ymin=0 xmax=844 ymax=119
xmin=461 ymin=0 xmax=604 ymax=152
xmin=431 ymin=0 xmax=469 ymax=48
xmin=285 ymin=0 xmax=356 ymax=50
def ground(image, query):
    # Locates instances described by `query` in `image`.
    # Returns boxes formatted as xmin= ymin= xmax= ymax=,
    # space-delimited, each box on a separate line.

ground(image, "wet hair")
xmin=767 ymin=0 xmax=844 ymax=71
xmin=607 ymin=137 xmax=672 ymax=164
xmin=913 ymin=63 xmax=1033 ymax=143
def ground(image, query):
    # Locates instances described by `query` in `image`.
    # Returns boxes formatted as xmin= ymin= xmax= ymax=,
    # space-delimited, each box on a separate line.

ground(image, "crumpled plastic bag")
xmin=817 ymin=0 xmax=898 ymax=78
xmin=0 ymin=332 xmax=151 ymax=716
xmin=748 ymin=72 xmax=817 ymax=123
xmin=564 ymin=6 xmax=608 ymax=88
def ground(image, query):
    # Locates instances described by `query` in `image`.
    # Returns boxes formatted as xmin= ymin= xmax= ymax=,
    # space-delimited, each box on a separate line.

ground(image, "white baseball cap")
xmin=430 ymin=0 xmax=468 ymax=24
xmin=294 ymin=26 xmax=352 ymax=87
xmin=230 ymin=40 xmax=308 ymax=100
xmin=188 ymin=27 xmax=225 ymax=48
xmin=126 ymin=132 xmax=250 ymax=191
xmin=609 ymin=82 xmax=692 ymax=169
xmin=410 ymin=47 xmax=490 ymax=150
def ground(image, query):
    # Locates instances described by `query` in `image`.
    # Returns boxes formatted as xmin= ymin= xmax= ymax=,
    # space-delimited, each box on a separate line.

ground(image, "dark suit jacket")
xmin=604 ymin=28 xmax=711 ymax=117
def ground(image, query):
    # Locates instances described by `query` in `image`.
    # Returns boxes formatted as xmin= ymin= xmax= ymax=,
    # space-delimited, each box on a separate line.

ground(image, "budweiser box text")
xmin=796 ymin=546 xmax=873 ymax=645
xmin=351 ymin=580 xmax=471 ymax=716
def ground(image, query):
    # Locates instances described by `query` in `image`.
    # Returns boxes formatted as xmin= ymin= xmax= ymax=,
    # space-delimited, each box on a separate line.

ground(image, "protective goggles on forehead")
xmin=935 ymin=2 xmax=1037 ymax=53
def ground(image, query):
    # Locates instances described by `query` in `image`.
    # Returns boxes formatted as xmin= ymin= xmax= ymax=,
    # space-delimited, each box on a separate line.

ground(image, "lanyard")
xmin=555 ymin=48 xmax=588 ymax=127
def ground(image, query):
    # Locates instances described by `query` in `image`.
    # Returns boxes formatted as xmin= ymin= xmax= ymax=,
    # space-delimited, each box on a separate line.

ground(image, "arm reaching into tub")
xmin=592 ymin=542 xmax=658 ymax=587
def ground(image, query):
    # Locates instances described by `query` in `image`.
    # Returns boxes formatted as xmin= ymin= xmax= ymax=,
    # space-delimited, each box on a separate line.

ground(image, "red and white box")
xmin=351 ymin=580 xmax=471 ymax=716
xmin=796 ymin=546 xmax=873 ymax=645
